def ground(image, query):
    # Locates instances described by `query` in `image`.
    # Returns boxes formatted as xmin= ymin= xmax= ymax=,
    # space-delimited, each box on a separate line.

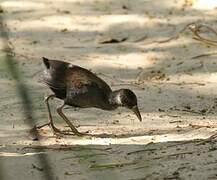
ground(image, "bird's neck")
xmin=108 ymin=90 xmax=122 ymax=109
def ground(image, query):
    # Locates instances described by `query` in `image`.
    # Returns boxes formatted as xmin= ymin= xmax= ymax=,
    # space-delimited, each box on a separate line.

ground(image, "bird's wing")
xmin=65 ymin=65 xmax=112 ymax=94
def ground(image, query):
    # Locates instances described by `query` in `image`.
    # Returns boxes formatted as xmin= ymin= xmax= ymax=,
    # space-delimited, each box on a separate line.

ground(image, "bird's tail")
xmin=42 ymin=57 xmax=50 ymax=69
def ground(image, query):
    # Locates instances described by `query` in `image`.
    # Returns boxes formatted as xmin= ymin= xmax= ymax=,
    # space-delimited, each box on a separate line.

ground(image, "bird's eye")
xmin=122 ymin=98 xmax=128 ymax=104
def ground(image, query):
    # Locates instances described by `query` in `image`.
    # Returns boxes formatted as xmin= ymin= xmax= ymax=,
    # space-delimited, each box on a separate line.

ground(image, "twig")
xmin=189 ymin=24 xmax=217 ymax=42
xmin=127 ymin=148 xmax=157 ymax=155
xmin=189 ymin=23 xmax=217 ymax=46
xmin=169 ymin=120 xmax=182 ymax=123
xmin=193 ymin=37 xmax=217 ymax=47
xmin=153 ymin=151 xmax=195 ymax=159
xmin=22 ymin=145 xmax=112 ymax=152
xmin=133 ymin=35 xmax=147 ymax=43
xmin=196 ymin=134 xmax=217 ymax=145
xmin=153 ymin=22 xmax=217 ymax=47
xmin=89 ymin=161 xmax=137 ymax=169
xmin=154 ymin=22 xmax=196 ymax=43
xmin=63 ymin=46 xmax=86 ymax=48
xmin=62 ymin=153 xmax=108 ymax=160
xmin=191 ymin=52 xmax=217 ymax=59
xmin=166 ymin=139 xmax=201 ymax=148
xmin=173 ymin=107 xmax=203 ymax=115
xmin=189 ymin=123 xmax=216 ymax=129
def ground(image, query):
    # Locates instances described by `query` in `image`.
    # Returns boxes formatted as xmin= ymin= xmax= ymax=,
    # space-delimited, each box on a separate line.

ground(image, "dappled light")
xmin=1 ymin=0 xmax=217 ymax=179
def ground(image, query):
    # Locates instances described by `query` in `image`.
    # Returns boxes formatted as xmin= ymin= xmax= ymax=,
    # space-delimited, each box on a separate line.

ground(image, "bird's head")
xmin=114 ymin=89 xmax=142 ymax=122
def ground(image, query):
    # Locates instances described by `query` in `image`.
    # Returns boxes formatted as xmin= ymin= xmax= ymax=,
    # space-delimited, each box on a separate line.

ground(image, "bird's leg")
xmin=36 ymin=94 xmax=62 ymax=134
xmin=57 ymin=103 xmax=84 ymax=136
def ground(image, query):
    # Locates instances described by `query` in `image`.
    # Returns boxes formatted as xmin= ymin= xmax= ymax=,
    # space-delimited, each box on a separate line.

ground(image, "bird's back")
xmin=42 ymin=58 xmax=113 ymax=109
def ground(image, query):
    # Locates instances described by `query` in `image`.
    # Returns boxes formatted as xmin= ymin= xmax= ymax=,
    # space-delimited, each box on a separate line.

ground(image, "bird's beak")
xmin=131 ymin=106 xmax=142 ymax=122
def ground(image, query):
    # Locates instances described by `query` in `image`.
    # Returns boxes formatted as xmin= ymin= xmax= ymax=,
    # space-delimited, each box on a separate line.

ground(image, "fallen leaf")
xmin=99 ymin=37 xmax=127 ymax=44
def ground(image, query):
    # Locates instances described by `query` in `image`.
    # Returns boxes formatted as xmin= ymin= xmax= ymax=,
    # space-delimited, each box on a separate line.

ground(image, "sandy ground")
xmin=1 ymin=0 xmax=217 ymax=179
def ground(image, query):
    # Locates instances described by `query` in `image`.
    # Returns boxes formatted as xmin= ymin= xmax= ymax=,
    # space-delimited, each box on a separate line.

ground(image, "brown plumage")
xmin=37 ymin=57 xmax=142 ymax=136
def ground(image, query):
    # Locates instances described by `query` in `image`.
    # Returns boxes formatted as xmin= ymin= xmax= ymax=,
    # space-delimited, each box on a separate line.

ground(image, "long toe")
xmin=36 ymin=122 xmax=51 ymax=129
xmin=51 ymin=125 xmax=61 ymax=133
xmin=74 ymin=131 xmax=85 ymax=136
xmin=50 ymin=125 xmax=65 ymax=135
xmin=51 ymin=125 xmax=77 ymax=136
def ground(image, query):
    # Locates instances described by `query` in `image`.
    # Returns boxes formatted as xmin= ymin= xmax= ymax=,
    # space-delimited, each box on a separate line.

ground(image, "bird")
xmin=37 ymin=57 xmax=142 ymax=136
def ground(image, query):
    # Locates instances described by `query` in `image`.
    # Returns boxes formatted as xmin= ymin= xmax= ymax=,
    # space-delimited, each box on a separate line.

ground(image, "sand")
xmin=1 ymin=0 xmax=217 ymax=179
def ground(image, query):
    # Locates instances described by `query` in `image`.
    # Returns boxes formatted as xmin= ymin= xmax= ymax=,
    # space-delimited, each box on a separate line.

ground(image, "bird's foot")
xmin=34 ymin=122 xmax=85 ymax=136
xmin=70 ymin=130 xmax=85 ymax=137
xmin=35 ymin=122 xmax=50 ymax=129
xmin=50 ymin=124 xmax=69 ymax=136
xmin=34 ymin=122 xmax=70 ymax=135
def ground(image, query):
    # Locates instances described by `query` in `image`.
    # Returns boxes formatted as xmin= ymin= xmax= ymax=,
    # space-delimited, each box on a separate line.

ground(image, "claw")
xmin=35 ymin=122 xmax=66 ymax=135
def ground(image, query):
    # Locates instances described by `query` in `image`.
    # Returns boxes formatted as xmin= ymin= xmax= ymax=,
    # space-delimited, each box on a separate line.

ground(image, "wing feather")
xmin=66 ymin=66 xmax=112 ymax=94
